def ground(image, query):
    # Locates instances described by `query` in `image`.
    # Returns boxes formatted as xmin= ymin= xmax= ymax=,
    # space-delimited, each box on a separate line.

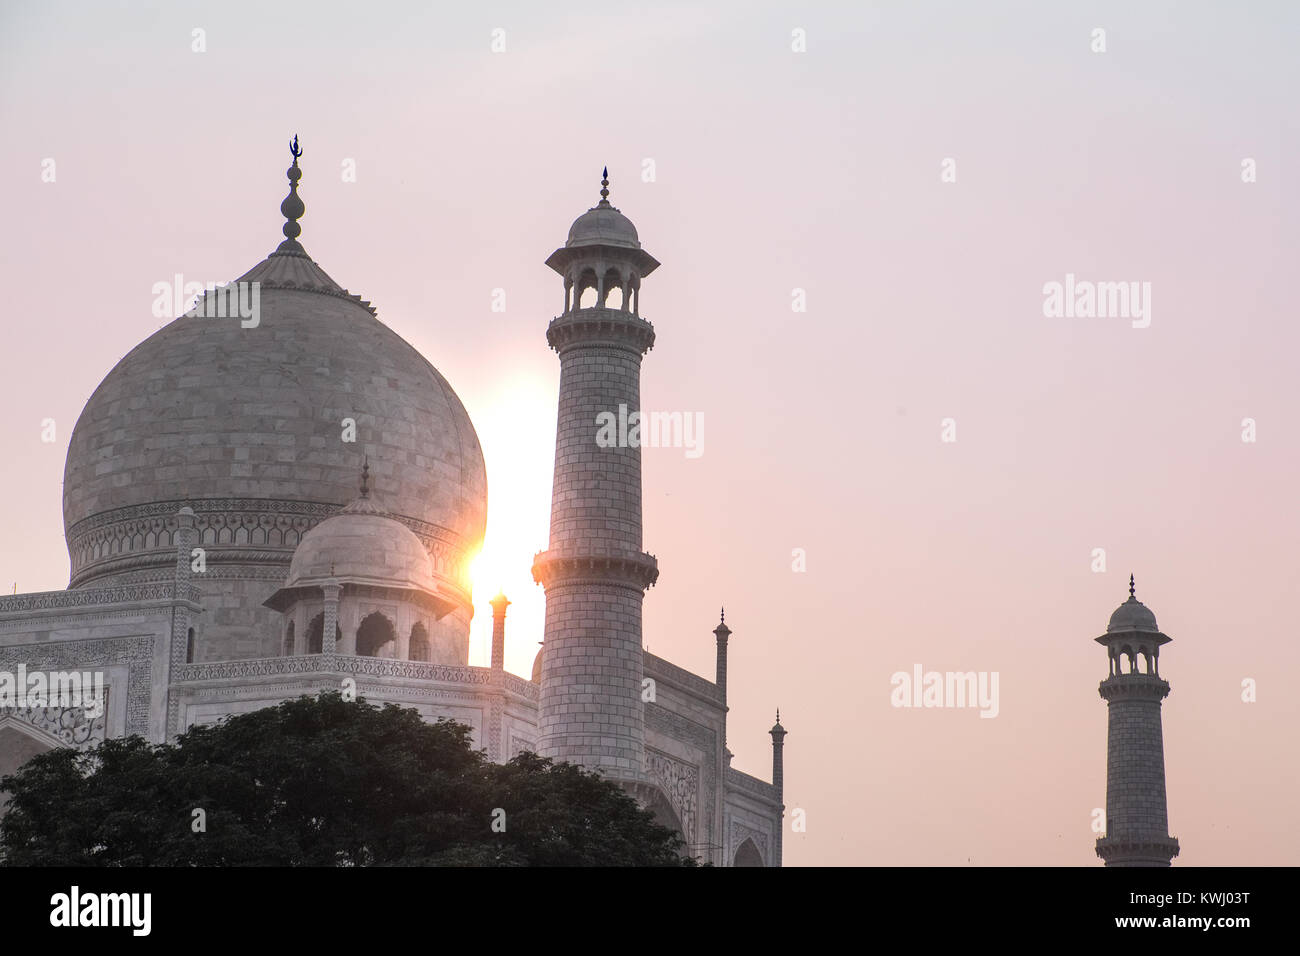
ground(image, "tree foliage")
xmin=0 ymin=693 xmax=693 ymax=866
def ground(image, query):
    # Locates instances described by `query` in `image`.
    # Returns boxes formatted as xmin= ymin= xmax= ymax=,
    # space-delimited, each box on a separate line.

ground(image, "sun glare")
xmin=463 ymin=373 xmax=556 ymax=675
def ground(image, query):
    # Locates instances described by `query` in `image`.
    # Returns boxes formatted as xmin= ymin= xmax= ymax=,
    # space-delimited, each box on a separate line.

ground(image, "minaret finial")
xmin=720 ymin=606 xmax=725 ymax=624
xmin=776 ymin=708 xmax=780 ymax=723
xmin=279 ymin=135 xmax=306 ymax=248
xmin=599 ymin=166 xmax=610 ymax=206
xmin=1129 ymin=573 xmax=1135 ymax=599
xmin=360 ymin=456 xmax=370 ymax=498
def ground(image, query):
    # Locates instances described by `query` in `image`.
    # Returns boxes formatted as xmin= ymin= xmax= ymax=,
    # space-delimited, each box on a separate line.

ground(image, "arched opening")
xmin=356 ymin=612 xmax=397 ymax=658
xmin=601 ymin=268 xmax=624 ymax=310
xmin=641 ymin=786 xmax=688 ymax=859
xmin=733 ymin=837 xmax=764 ymax=868
xmin=307 ymin=613 xmax=324 ymax=654
xmin=409 ymin=623 xmax=430 ymax=662
xmin=186 ymin=628 xmax=195 ymax=663
xmin=574 ymin=267 xmax=599 ymax=309
xmin=0 ymin=723 xmax=60 ymax=809
xmin=283 ymin=621 xmax=296 ymax=657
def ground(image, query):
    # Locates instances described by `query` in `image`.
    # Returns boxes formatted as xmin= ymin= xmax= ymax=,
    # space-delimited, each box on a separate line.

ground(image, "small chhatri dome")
xmin=770 ymin=709 xmax=786 ymax=735
xmin=714 ymin=606 xmax=731 ymax=637
xmin=564 ymin=167 xmax=642 ymax=250
xmin=1106 ymin=574 xmax=1160 ymax=633
xmin=282 ymin=464 xmax=434 ymax=592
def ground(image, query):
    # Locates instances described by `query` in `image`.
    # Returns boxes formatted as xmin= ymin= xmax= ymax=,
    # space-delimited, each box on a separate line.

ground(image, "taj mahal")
xmin=0 ymin=141 xmax=787 ymax=867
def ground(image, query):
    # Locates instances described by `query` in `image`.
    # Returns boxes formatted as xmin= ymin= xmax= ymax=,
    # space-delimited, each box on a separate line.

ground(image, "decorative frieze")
xmin=0 ymin=583 xmax=200 ymax=616
xmin=0 ymin=636 xmax=155 ymax=737
xmin=645 ymin=703 xmax=718 ymax=848
xmin=646 ymin=747 xmax=699 ymax=846
xmin=172 ymin=654 xmax=541 ymax=691
xmin=66 ymin=497 xmax=473 ymax=590
xmin=0 ymin=689 xmax=109 ymax=749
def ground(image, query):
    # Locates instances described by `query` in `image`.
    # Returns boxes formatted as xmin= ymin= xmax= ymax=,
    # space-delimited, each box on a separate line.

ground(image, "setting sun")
xmin=463 ymin=372 xmax=555 ymax=677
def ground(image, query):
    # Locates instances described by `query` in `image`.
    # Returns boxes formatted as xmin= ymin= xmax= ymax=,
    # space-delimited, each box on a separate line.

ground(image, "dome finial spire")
xmin=278 ymin=135 xmax=306 ymax=251
xmin=360 ymin=456 xmax=370 ymax=498
xmin=598 ymin=166 xmax=610 ymax=206
xmin=1129 ymin=573 xmax=1136 ymax=599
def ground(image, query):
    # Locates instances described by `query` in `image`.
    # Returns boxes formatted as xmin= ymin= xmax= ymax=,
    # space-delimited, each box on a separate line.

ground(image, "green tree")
xmin=0 ymin=692 xmax=693 ymax=866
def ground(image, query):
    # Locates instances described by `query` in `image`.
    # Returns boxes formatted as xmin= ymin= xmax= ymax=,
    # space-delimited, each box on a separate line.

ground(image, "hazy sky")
xmin=1 ymin=0 xmax=1297 ymax=865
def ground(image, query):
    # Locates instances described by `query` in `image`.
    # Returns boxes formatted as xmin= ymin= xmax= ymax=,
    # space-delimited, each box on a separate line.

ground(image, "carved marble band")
xmin=546 ymin=310 xmax=656 ymax=356
xmin=172 ymin=654 xmax=540 ymax=702
xmin=65 ymin=497 xmax=474 ymax=593
xmin=531 ymin=550 xmax=660 ymax=592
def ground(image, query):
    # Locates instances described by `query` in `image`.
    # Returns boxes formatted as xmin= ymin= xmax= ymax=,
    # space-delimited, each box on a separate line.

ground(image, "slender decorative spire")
xmin=598 ymin=166 xmax=610 ymax=206
xmin=360 ymin=456 xmax=370 ymax=497
xmin=714 ymin=608 xmax=731 ymax=696
xmin=490 ymin=592 xmax=510 ymax=674
xmin=279 ymin=135 xmax=305 ymax=250
xmin=1129 ymin=573 xmax=1136 ymax=599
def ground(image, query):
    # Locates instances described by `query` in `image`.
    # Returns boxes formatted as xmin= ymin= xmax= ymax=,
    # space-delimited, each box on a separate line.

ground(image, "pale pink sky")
xmin=1 ymin=0 xmax=1297 ymax=865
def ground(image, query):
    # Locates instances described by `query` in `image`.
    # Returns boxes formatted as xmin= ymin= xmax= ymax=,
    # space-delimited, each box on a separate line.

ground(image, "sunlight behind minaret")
xmin=464 ymin=370 xmax=556 ymax=677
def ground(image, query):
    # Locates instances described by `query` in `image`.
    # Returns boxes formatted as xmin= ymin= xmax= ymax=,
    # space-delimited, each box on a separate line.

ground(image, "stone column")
xmin=322 ymin=581 xmax=341 ymax=655
xmin=714 ymin=612 xmax=731 ymax=699
xmin=714 ymin=612 xmax=731 ymax=757
xmin=166 ymin=507 xmax=199 ymax=739
xmin=490 ymin=592 xmax=510 ymax=672
xmin=770 ymin=713 xmax=786 ymax=869
xmin=170 ymin=508 xmax=198 ymax=669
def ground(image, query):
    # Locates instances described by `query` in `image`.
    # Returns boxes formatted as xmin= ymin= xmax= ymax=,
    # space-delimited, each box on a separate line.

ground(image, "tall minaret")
xmin=1095 ymin=575 xmax=1180 ymax=866
xmin=532 ymin=169 xmax=661 ymax=779
xmin=770 ymin=711 xmax=787 ymax=868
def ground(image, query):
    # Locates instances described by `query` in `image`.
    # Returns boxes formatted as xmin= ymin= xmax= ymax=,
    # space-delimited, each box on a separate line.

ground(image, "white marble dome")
xmin=60 ymin=160 xmax=486 ymax=660
xmin=63 ymin=244 xmax=486 ymax=582
xmin=566 ymin=204 xmax=641 ymax=249
xmin=285 ymin=492 xmax=437 ymax=593
xmin=1107 ymin=596 xmax=1159 ymax=634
